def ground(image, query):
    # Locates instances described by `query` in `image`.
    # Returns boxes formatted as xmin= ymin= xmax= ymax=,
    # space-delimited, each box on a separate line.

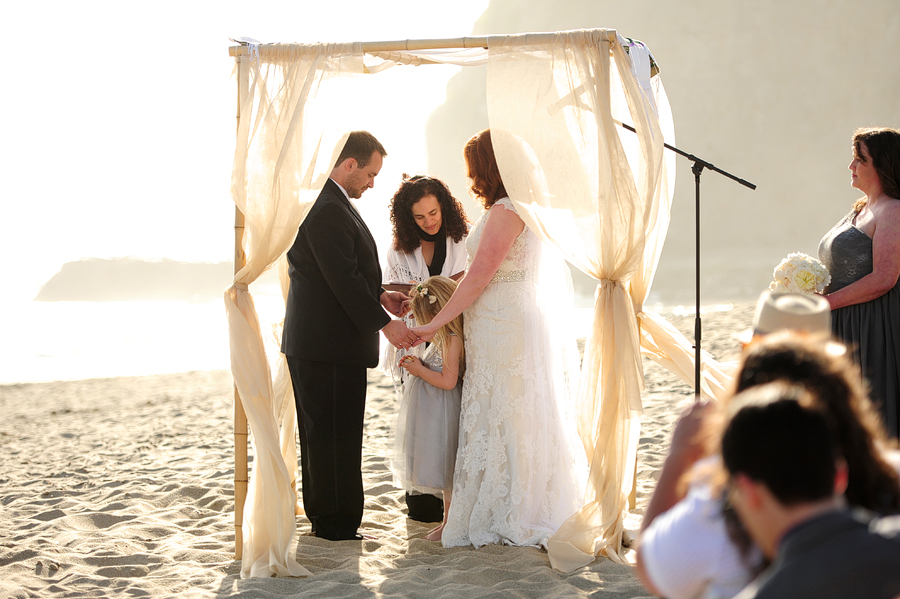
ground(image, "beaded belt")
xmin=491 ymin=269 xmax=526 ymax=283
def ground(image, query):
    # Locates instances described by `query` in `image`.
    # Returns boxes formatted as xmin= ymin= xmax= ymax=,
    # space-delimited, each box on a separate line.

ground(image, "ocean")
xmin=0 ymin=290 xmax=740 ymax=386
xmin=0 ymin=270 xmax=750 ymax=387
xmin=0 ymin=289 xmax=602 ymax=387
xmin=0 ymin=298 xmax=235 ymax=386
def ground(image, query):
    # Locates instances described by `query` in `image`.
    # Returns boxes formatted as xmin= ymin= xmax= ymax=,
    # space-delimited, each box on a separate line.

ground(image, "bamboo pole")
xmin=233 ymin=53 xmax=249 ymax=561
xmin=228 ymin=29 xmax=617 ymax=57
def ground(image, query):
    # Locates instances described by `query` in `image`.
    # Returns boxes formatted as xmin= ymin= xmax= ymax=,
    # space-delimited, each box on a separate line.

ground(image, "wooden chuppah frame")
xmin=231 ymin=53 xmax=249 ymax=559
xmin=227 ymin=29 xmax=620 ymax=560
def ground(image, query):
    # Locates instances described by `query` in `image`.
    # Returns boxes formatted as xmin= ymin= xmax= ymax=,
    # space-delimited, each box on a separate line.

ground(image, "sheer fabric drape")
xmin=484 ymin=31 xmax=730 ymax=573
xmin=226 ymin=43 xmax=366 ymax=578
xmin=225 ymin=40 xmax=508 ymax=580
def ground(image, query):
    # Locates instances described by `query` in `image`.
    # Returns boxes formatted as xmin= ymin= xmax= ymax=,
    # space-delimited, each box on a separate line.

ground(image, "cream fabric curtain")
xmin=226 ymin=43 xmax=367 ymax=578
xmin=227 ymin=31 xmax=734 ymax=578
xmin=484 ymin=31 xmax=730 ymax=573
xmin=226 ymin=40 xmax=500 ymax=579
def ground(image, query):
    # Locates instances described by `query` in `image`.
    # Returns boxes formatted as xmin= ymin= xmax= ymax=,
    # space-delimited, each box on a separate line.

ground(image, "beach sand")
xmin=0 ymin=301 xmax=753 ymax=598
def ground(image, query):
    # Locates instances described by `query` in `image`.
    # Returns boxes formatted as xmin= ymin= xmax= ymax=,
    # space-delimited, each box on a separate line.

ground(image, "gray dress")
xmin=819 ymin=210 xmax=900 ymax=438
xmin=390 ymin=340 xmax=461 ymax=493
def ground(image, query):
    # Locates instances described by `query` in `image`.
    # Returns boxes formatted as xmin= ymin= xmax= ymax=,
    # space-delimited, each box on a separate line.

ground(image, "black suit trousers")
xmin=287 ymin=355 xmax=367 ymax=540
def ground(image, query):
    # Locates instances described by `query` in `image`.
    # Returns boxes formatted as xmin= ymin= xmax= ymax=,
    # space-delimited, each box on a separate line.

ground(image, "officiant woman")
xmin=818 ymin=126 xmax=900 ymax=438
xmin=384 ymin=174 xmax=469 ymax=289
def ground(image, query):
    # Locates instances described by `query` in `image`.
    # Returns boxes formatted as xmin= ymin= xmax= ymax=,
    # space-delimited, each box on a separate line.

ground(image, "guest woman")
xmin=411 ymin=129 xmax=585 ymax=548
xmin=818 ymin=127 xmax=900 ymax=438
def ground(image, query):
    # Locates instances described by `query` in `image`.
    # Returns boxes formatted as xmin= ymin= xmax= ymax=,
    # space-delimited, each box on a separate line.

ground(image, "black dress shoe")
xmin=314 ymin=531 xmax=363 ymax=541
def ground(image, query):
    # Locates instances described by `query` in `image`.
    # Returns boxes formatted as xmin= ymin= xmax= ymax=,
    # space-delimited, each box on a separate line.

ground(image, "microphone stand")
xmin=619 ymin=123 xmax=756 ymax=399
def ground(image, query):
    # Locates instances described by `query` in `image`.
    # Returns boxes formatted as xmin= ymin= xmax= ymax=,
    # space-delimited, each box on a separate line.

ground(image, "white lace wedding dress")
xmin=442 ymin=198 xmax=586 ymax=548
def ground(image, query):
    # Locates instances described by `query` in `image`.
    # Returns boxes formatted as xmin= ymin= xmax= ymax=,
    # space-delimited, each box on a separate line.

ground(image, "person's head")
xmin=409 ymin=276 xmax=465 ymax=374
xmin=850 ymin=127 xmax=900 ymax=203
xmin=389 ymin=175 xmax=470 ymax=254
xmin=724 ymin=383 xmax=840 ymax=505
xmin=464 ymin=129 xmax=508 ymax=208
xmin=331 ymin=131 xmax=387 ymax=199
xmin=722 ymin=383 xmax=844 ymax=557
xmin=738 ymin=291 xmax=831 ymax=347
xmin=734 ymin=334 xmax=900 ymax=514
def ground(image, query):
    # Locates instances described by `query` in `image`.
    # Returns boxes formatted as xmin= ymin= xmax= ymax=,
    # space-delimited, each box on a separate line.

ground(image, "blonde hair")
xmin=409 ymin=276 xmax=465 ymax=377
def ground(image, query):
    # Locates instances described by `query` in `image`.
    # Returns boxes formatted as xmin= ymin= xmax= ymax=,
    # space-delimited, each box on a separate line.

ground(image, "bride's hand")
xmin=410 ymin=323 xmax=437 ymax=346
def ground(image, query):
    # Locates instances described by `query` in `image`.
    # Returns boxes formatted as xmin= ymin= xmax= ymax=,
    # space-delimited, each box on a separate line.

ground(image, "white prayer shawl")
xmin=383 ymin=237 xmax=469 ymax=286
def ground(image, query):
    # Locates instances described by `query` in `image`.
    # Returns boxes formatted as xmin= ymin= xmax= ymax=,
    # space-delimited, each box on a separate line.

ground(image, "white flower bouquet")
xmin=769 ymin=252 xmax=831 ymax=294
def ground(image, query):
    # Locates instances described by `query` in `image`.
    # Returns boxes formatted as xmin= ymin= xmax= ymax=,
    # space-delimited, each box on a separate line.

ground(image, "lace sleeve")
xmin=493 ymin=197 xmax=517 ymax=214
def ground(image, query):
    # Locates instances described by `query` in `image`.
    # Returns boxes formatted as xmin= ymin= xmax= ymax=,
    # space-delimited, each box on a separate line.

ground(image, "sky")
xmin=3 ymin=0 xmax=491 ymax=304
xmin=8 ymin=1 xmax=897 ymax=310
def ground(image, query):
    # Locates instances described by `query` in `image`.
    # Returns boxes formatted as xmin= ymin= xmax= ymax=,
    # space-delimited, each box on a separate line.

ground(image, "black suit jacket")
xmin=281 ymin=178 xmax=390 ymax=367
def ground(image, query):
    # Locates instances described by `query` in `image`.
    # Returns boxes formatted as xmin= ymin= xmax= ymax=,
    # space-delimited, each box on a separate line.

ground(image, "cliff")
xmin=34 ymin=258 xmax=236 ymax=302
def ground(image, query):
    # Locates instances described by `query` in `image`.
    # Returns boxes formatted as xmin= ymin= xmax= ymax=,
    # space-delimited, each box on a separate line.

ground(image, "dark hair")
xmin=722 ymin=384 xmax=838 ymax=506
xmin=464 ymin=129 xmax=508 ymax=208
xmin=851 ymin=127 xmax=900 ymax=211
xmin=334 ymin=131 xmax=387 ymax=169
xmin=389 ymin=175 xmax=470 ymax=254
xmin=734 ymin=335 xmax=900 ymax=514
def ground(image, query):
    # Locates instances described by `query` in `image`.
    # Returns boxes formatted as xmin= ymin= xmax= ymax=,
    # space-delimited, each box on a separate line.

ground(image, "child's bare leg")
xmin=425 ymin=490 xmax=451 ymax=541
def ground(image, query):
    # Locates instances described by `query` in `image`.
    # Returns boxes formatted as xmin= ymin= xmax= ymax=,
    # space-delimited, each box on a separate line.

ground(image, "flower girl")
xmin=392 ymin=276 xmax=464 ymax=541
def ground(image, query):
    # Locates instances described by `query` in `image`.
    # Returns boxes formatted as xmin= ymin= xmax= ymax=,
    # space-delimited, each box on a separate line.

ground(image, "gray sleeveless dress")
xmin=818 ymin=210 xmax=900 ymax=438
xmin=390 ymin=340 xmax=461 ymax=494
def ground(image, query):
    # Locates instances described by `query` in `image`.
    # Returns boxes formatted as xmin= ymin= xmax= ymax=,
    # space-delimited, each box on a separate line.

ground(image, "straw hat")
xmin=737 ymin=291 xmax=831 ymax=344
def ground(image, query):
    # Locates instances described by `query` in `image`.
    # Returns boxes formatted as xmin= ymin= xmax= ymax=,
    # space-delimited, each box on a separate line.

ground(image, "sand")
xmin=0 ymin=301 xmax=753 ymax=598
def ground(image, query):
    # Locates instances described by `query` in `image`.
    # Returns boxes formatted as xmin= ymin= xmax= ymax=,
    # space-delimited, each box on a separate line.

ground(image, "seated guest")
xmin=723 ymin=383 xmax=900 ymax=599
xmin=636 ymin=291 xmax=900 ymax=599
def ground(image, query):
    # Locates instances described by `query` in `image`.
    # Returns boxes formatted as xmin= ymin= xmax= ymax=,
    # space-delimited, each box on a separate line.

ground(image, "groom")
xmin=282 ymin=131 xmax=416 ymax=540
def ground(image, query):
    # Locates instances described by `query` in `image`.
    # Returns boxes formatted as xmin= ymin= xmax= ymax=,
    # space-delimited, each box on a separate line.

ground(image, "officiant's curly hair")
xmin=465 ymin=129 xmax=508 ymax=208
xmin=390 ymin=175 xmax=470 ymax=254
xmin=409 ymin=276 xmax=465 ymax=377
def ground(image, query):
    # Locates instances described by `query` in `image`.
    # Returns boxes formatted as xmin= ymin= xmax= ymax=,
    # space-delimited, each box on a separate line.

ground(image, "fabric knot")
xmin=233 ymin=283 xmax=249 ymax=291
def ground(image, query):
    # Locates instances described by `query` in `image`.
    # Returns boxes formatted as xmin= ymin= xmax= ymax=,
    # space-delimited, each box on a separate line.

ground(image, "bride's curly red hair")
xmin=464 ymin=129 xmax=508 ymax=208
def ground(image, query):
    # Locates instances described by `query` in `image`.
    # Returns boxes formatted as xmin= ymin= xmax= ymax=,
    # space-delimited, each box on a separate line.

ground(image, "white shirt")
xmin=641 ymin=463 xmax=762 ymax=599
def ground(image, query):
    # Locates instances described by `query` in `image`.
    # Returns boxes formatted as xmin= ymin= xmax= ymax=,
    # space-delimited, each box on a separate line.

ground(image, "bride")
xmin=411 ymin=129 xmax=586 ymax=547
